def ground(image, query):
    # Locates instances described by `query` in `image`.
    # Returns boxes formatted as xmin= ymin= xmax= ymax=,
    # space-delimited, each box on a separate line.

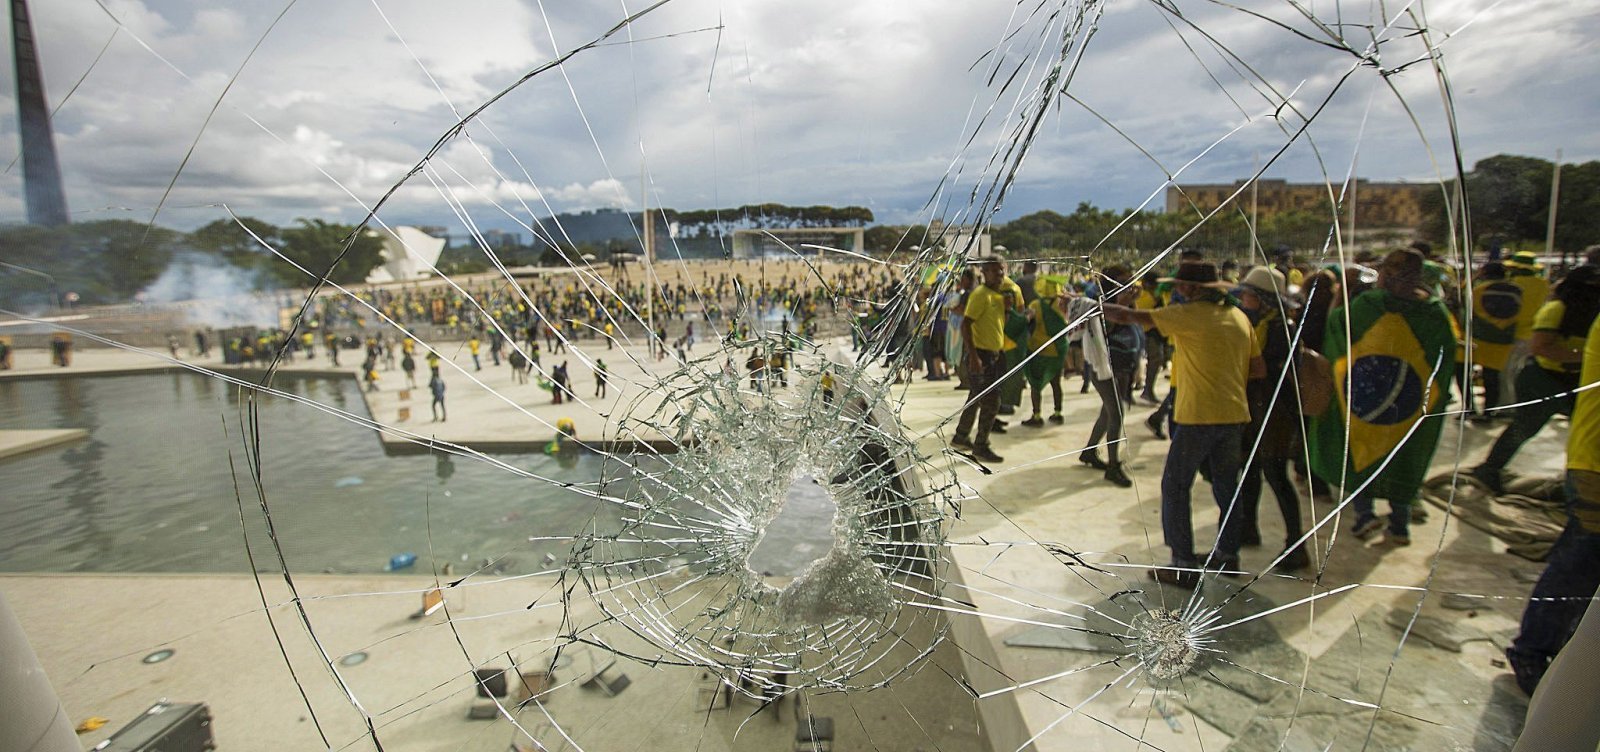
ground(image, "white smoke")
xmin=138 ymin=251 xmax=281 ymax=328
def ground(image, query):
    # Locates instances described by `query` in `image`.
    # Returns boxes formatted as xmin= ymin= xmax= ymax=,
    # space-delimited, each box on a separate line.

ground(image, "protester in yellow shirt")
xmin=1135 ymin=278 xmax=1168 ymax=404
xmin=951 ymin=255 xmax=1010 ymax=463
xmin=1105 ymin=261 xmax=1263 ymax=587
xmin=1503 ymin=251 xmax=1552 ymax=395
xmin=1474 ymin=265 xmax=1600 ymax=492
xmin=1506 ymin=301 xmax=1600 ymax=696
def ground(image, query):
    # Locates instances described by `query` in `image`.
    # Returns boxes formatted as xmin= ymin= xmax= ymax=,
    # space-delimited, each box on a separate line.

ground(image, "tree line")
xmin=0 ymin=217 xmax=384 ymax=307
xmin=4 ymin=154 xmax=1591 ymax=306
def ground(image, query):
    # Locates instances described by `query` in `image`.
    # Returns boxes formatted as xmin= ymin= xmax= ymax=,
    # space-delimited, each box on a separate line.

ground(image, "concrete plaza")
xmin=0 ymin=332 xmax=1566 ymax=750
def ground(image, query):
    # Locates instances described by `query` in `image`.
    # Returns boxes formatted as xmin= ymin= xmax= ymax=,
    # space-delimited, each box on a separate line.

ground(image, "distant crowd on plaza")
xmin=118 ymin=237 xmax=1600 ymax=701
xmin=922 ymin=241 xmax=1599 ymax=700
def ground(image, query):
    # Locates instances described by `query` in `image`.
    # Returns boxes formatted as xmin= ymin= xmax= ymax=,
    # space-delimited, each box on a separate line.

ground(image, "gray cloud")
xmin=0 ymin=0 xmax=1591 ymax=233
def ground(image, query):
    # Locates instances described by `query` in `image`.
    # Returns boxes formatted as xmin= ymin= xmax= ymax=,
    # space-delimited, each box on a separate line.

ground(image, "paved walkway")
xmin=0 ymin=340 xmax=1565 ymax=750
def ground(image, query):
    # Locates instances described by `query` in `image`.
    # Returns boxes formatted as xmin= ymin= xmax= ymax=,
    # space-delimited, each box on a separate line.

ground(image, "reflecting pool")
xmin=0 ymin=373 xmax=631 ymax=575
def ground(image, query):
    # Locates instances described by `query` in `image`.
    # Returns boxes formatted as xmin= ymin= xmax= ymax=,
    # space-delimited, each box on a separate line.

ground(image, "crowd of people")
xmin=290 ymin=261 xmax=901 ymax=349
xmin=931 ymin=242 xmax=1600 ymax=699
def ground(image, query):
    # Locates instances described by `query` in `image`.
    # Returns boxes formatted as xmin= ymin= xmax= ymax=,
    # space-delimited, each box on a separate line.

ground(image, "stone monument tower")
xmin=10 ymin=0 xmax=69 ymax=226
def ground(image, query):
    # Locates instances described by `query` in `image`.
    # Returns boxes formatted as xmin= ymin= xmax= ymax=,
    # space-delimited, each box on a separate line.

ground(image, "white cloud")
xmin=0 ymin=0 xmax=1590 ymax=233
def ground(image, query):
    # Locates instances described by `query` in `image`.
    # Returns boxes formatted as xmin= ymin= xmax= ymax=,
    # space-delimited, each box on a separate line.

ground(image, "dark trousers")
xmin=955 ymin=349 xmax=1004 ymax=447
xmin=1162 ymin=422 xmax=1247 ymax=565
xmin=1510 ymin=476 xmax=1600 ymax=684
xmin=1484 ymin=366 xmax=1577 ymax=471
xmin=1142 ymin=336 xmax=1169 ymax=397
xmin=1088 ymin=363 xmax=1135 ymax=464
xmin=1239 ymin=453 xmax=1303 ymax=547
xmin=1481 ymin=367 xmax=1502 ymax=413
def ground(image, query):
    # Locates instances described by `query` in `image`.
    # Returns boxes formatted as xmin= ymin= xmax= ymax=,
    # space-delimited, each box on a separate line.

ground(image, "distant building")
xmin=366 ymin=226 xmax=446 ymax=283
xmin=526 ymin=208 xmax=678 ymax=257
xmin=1166 ymin=179 xmax=1430 ymax=230
xmin=731 ymin=227 xmax=865 ymax=259
xmin=480 ymin=229 xmax=523 ymax=249
xmin=927 ymin=221 xmax=993 ymax=258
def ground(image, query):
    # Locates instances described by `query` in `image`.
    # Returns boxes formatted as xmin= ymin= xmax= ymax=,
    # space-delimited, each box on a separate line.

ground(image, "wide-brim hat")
xmin=1237 ymin=265 xmax=1288 ymax=297
xmin=1505 ymin=251 xmax=1543 ymax=270
xmin=1159 ymin=261 xmax=1232 ymax=290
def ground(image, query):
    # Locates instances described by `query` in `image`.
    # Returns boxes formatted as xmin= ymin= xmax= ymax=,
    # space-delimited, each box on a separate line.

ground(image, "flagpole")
xmin=1545 ymin=148 xmax=1563 ymax=268
xmin=1346 ymin=158 xmax=1358 ymax=255
xmin=641 ymin=164 xmax=655 ymax=355
xmin=1250 ymin=151 xmax=1260 ymax=263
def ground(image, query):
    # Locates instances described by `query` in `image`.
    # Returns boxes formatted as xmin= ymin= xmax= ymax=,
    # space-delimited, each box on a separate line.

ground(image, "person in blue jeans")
xmin=1506 ymin=308 xmax=1600 ymax=695
xmin=1105 ymin=261 xmax=1262 ymax=588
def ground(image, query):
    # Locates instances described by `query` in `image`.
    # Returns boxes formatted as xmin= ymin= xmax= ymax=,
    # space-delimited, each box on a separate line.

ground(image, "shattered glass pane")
xmin=0 ymin=0 xmax=1589 ymax=750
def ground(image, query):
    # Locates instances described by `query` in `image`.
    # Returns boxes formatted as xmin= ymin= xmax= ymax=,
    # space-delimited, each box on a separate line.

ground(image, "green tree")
xmin=0 ymin=220 xmax=179 ymax=305
xmin=187 ymin=216 xmax=280 ymax=277
xmin=1420 ymin=154 xmax=1600 ymax=257
xmin=273 ymin=219 xmax=386 ymax=286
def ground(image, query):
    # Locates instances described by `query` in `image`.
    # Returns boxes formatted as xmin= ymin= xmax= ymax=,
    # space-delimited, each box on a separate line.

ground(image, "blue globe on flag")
xmin=1349 ymin=354 xmax=1425 ymax=425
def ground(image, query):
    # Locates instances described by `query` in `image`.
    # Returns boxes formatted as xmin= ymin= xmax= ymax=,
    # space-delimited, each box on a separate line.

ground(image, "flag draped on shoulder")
xmin=1311 ymin=289 xmax=1456 ymax=499
xmin=1469 ymin=280 xmax=1523 ymax=370
xmin=1024 ymin=298 xmax=1068 ymax=389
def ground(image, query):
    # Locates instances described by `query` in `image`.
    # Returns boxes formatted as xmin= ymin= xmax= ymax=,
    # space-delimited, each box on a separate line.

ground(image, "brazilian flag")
xmin=1024 ymin=299 xmax=1068 ymax=390
xmin=1311 ymin=290 xmax=1456 ymax=500
xmin=1469 ymin=280 xmax=1522 ymax=370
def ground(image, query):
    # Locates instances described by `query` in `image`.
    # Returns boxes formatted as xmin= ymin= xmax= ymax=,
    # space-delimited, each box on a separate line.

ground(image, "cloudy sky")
xmin=1 ymin=0 xmax=1595 ymax=234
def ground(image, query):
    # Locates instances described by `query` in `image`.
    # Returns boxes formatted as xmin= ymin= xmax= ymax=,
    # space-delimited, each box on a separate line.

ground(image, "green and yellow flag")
xmin=1311 ymin=290 xmax=1456 ymax=500
xmin=1469 ymin=280 xmax=1523 ymax=370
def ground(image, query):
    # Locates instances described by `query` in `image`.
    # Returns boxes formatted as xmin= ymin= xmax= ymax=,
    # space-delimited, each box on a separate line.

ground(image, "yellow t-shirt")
xmin=1148 ymin=299 xmax=1253 ymax=425
xmin=1567 ymin=314 xmax=1600 ymax=474
xmin=1134 ymin=289 xmax=1161 ymax=335
xmin=964 ymin=285 xmax=1008 ymax=352
xmin=1532 ymin=300 xmax=1586 ymax=374
xmin=1510 ymin=273 xmax=1551 ymax=339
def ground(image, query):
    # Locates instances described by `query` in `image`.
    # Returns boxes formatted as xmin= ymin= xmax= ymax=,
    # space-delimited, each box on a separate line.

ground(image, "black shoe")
xmin=951 ymin=434 xmax=973 ymax=450
xmin=1021 ymin=416 xmax=1045 ymax=427
xmin=1148 ymin=566 xmax=1199 ymax=589
xmin=1104 ymin=463 xmax=1132 ymax=487
xmin=1145 ymin=413 xmax=1167 ymax=440
xmin=1470 ymin=465 xmax=1505 ymax=495
xmin=1080 ymin=451 xmax=1107 ymax=470
xmin=971 ymin=445 xmax=1004 ymax=463
xmin=1277 ymin=546 xmax=1311 ymax=571
xmin=1505 ymin=647 xmax=1546 ymax=697
xmin=1048 ymin=413 xmax=1064 ymax=424
xmin=990 ymin=424 xmax=1008 ymax=434
xmin=993 ymin=419 xmax=1009 ymax=428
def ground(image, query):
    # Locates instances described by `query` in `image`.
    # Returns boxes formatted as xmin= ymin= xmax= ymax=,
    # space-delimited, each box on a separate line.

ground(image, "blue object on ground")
xmin=386 ymin=553 xmax=417 ymax=571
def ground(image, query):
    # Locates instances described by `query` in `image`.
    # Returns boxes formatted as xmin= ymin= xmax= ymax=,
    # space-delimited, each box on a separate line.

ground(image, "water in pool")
xmin=0 ymin=372 xmax=640 ymax=575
